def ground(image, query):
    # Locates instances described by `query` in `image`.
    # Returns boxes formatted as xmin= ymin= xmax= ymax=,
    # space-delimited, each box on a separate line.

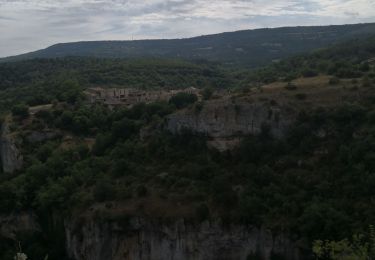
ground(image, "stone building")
xmin=84 ymin=87 xmax=201 ymax=108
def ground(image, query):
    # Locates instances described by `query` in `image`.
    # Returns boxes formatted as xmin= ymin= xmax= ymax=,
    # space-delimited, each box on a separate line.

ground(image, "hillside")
xmin=2 ymin=23 xmax=375 ymax=67
xmin=1 ymin=72 xmax=375 ymax=259
xmin=0 ymin=35 xmax=375 ymax=260
xmin=0 ymin=58 xmax=234 ymax=113
xmin=241 ymin=35 xmax=375 ymax=84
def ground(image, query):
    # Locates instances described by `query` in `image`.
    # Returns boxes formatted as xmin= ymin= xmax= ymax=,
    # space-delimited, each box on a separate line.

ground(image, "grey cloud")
xmin=0 ymin=0 xmax=374 ymax=57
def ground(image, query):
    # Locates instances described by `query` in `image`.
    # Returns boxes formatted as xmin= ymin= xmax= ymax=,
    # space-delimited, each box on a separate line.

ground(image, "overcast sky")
xmin=0 ymin=0 xmax=374 ymax=57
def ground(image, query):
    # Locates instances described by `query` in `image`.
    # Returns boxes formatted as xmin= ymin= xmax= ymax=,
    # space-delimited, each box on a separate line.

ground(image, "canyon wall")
xmin=167 ymin=98 xmax=295 ymax=150
xmin=65 ymin=217 xmax=304 ymax=260
xmin=0 ymin=212 xmax=40 ymax=240
xmin=0 ymin=119 xmax=23 ymax=174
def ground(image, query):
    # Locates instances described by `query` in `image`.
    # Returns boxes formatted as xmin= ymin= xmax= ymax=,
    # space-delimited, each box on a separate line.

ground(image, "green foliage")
xmin=1 ymin=31 xmax=375 ymax=260
xmin=195 ymin=203 xmax=210 ymax=221
xmin=11 ymin=104 xmax=29 ymax=118
xmin=284 ymin=82 xmax=297 ymax=91
xmin=313 ymin=226 xmax=375 ymax=260
xmin=329 ymin=77 xmax=340 ymax=85
xmin=169 ymin=93 xmax=198 ymax=109
xmin=136 ymin=185 xmax=148 ymax=197
xmin=295 ymin=93 xmax=307 ymax=100
xmin=362 ymin=76 xmax=373 ymax=88
xmin=201 ymin=87 xmax=214 ymax=100
xmin=239 ymin=36 xmax=375 ymax=86
xmin=94 ymin=178 xmax=115 ymax=202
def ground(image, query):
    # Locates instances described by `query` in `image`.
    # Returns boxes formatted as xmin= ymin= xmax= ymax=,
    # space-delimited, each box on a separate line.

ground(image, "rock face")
xmin=0 ymin=119 xmax=23 ymax=173
xmin=65 ymin=217 xmax=303 ymax=260
xmin=166 ymin=99 xmax=295 ymax=150
xmin=26 ymin=130 xmax=60 ymax=143
xmin=0 ymin=212 xmax=40 ymax=240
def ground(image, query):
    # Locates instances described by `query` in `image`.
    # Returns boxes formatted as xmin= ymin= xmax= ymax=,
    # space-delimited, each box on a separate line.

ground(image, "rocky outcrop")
xmin=0 ymin=119 xmax=23 ymax=173
xmin=26 ymin=130 xmax=60 ymax=143
xmin=166 ymin=98 xmax=295 ymax=150
xmin=65 ymin=217 xmax=303 ymax=260
xmin=0 ymin=212 xmax=40 ymax=240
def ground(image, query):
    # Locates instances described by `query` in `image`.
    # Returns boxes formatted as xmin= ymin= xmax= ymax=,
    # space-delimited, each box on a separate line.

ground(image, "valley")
xmin=0 ymin=24 xmax=375 ymax=260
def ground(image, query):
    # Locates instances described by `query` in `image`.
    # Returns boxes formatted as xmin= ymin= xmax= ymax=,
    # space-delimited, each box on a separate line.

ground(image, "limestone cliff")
xmin=0 ymin=212 xmax=40 ymax=240
xmin=0 ymin=118 xmax=23 ymax=173
xmin=167 ymin=98 xmax=295 ymax=150
xmin=65 ymin=217 xmax=303 ymax=260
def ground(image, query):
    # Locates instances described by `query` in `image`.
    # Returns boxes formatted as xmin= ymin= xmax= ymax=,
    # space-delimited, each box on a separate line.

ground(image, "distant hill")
xmin=2 ymin=23 xmax=375 ymax=67
xmin=241 ymin=35 xmax=375 ymax=84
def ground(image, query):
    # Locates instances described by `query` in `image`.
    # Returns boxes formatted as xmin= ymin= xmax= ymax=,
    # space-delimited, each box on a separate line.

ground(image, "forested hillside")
xmin=2 ymin=23 xmax=375 ymax=68
xmin=0 ymin=58 xmax=233 ymax=113
xmin=0 ymin=35 xmax=375 ymax=260
xmin=241 ymin=35 xmax=375 ymax=84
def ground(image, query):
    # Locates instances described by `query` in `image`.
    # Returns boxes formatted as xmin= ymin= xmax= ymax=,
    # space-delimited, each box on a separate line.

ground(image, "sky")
xmin=0 ymin=0 xmax=374 ymax=57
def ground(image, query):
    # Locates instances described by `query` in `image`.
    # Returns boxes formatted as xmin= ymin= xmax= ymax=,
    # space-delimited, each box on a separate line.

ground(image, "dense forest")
xmin=239 ymin=36 xmax=375 ymax=84
xmin=0 ymin=58 xmax=234 ymax=113
xmin=0 ymin=33 xmax=375 ymax=259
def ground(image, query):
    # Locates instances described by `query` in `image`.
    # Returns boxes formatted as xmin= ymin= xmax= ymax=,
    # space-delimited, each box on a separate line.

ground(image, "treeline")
xmin=240 ymin=36 xmax=375 ymax=84
xmin=0 ymin=57 xmax=234 ymax=90
xmin=0 ymin=57 xmax=235 ymax=113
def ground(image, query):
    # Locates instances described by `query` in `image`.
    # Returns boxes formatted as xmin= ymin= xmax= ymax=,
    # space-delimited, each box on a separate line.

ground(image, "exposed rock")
xmin=65 ymin=217 xmax=304 ymax=260
xmin=26 ymin=130 xmax=60 ymax=143
xmin=206 ymin=137 xmax=242 ymax=152
xmin=167 ymin=99 xmax=295 ymax=150
xmin=0 ymin=119 xmax=23 ymax=173
xmin=0 ymin=212 xmax=40 ymax=240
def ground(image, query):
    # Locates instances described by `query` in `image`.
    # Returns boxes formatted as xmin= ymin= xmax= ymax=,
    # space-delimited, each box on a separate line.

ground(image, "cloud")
xmin=0 ymin=0 xmax=374 ymax=57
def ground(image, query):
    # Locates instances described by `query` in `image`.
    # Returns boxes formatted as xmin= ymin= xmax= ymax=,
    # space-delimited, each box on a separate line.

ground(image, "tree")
xmin=12 ymin=104 xmax=29 ymax=118
xmin=201 ymin=87 xmax=214 ymax=100
xmin=169 ymin=93 xmax=198 ymax=109
xmin=313 ymin=226 xmax=375 ymax=260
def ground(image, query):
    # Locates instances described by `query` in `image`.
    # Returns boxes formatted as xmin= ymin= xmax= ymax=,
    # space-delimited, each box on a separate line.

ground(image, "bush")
xmin=136 ymin=185 xmax=148 ymax=197
xmin=169 ymin=93 xmax=198 ymax=109
xmin=194 ymin=102 xmax=204 ymax=114
xmin=295 ymin=93 xmax=307 ymax=100
xmin=284 ymin=82 xmax=297 ymax=91
xmin=195 ymin=203 xmax=210 ymax=221
xmin=302 ymin=69 xmax=318 ymax=78
xmin=112 ymin=118 xmax=138 ymax=140
xmin=201 ymin=87 xmax=214 ymax=100
xmin=11 ymin=104 xmax=29 ymax=118
xmin=329 ymin=77 xmax=340 ymax=85
xmin=94 ymin=179 xmax=115 ymax=202
xmin=362 ymin=76 xmax=372 ymax=88
xmin=92 ymin=133 xmax=114 ymax=155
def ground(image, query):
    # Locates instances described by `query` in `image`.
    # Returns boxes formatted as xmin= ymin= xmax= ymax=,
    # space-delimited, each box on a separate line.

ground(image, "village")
xmin=84 ymin=86 xmax=202 ymax=108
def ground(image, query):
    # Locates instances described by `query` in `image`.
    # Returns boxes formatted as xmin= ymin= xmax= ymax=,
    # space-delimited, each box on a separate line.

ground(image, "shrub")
xmin=195 ymin=203 xmax=210 ymax=221
xmin=12 ymin=104 xmax=29 ymax=118
xmin=136 ymin=185 xmax=148 ymax=197
xmin=94 ymin=179 xmax=115 ymax=202
xmin=201 ymin=87 xmax=214 ymax=100
xmin=169 ymin=93 xmax=198 ymax=109
xmin=362 ymin=76 xmax=372 ymax=88
xmin=284 ymin=82 xmax=297 ymax=91
xmin=302 ymin=69 xmax=318 ymax=78
xmin=329 ymin=77 xmax=340 ymax=85
xmin=295 ymin=93 xmax=307 ymax=100
xmin=351 ymin=79 xmax=358 ymax=84
xmin=194 ymin=102 xmax=204 ymax=114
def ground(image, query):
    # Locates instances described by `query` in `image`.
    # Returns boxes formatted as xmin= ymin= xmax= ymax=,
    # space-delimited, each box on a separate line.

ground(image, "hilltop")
xmin=2 ymin=23 xmax=375 ymax=67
